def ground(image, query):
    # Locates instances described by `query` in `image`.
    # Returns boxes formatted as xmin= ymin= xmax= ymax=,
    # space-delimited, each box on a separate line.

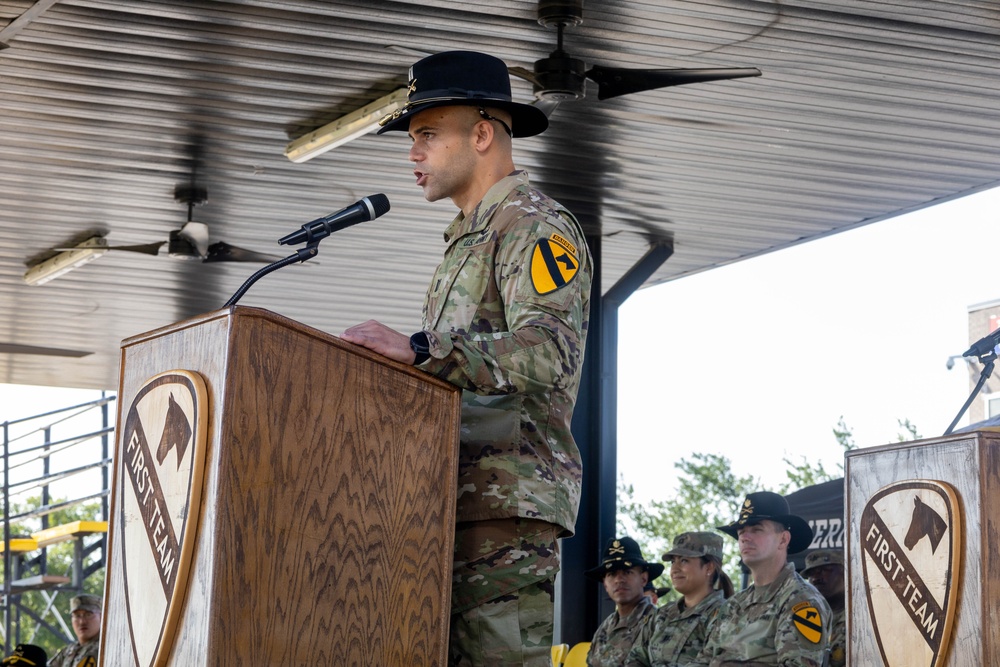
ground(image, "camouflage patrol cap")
xmin=1 ymin=643 xmax=47 ymax=666
xmin=70 ymin=594 xmax=102 ymax=614
xmin=584 ymin=536 xmax=665 ymax=581
xmin=662 ymin=531 xmax=724 ymax=561
xmin=801 ymin=549 xmax=845 ymax=576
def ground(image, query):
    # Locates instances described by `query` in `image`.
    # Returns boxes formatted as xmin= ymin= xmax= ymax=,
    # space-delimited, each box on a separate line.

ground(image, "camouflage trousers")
xmin=449 ymin=518 xmax=560 ymax=667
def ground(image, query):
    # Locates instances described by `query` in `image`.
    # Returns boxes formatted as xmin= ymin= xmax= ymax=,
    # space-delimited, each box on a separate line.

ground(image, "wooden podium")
xmin=101 ymin=307 xmax=461 ymax=666
xmin=845 ymin=429 xmax=1000 ymax=667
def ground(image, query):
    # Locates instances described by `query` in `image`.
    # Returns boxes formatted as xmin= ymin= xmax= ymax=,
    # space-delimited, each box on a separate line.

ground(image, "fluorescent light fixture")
xmin=284 ymin=87 xmax=409 ymax=163
xmin=23 ymin=236 xmax=108 ymax=286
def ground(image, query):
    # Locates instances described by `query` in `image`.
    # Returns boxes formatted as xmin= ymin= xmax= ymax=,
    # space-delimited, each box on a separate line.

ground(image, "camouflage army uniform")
xmin=587 ymin=595 xmax=657 ymax=667
xmin=418 ymin=170 xmax=592 ymax=666
xmin=692 ymin=563 xmax=831 ymax=666
xmin=625 ymin=589 xmax=726 ymax=667
xmin=49 ymin=637 xmax=99 ymax=667
xmin=828 ymin=606 xmax=846 ymax=667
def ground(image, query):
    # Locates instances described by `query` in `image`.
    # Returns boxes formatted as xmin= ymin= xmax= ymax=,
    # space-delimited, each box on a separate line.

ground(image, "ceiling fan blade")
xmin=203 ymin=241 xmax=281 ymax=263
xmin=178 ymin=221 xmax=210 ymax=258
xmin=586 ymin=66 xmax=762 ymax=100
xmin=54 ymin=240 xmax=165 ymax=256
xmin=509 ymin=65 xmax=542 ymax=88
xmin=0 ymin=343 xmax=93 ymax=357
xmin=106 ymin=242 xmax=166 ymax=256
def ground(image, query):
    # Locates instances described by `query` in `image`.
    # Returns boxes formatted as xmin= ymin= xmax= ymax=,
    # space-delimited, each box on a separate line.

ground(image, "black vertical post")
xmin=3 ymin=420 xmax=10 ymax=653
xmin=41 ymin=426 xmax=50 ymax=576
xmin=101 ymin=392 xmax=110 ymax=522
xmin=558 ymin=241 xmax=673 ymax=644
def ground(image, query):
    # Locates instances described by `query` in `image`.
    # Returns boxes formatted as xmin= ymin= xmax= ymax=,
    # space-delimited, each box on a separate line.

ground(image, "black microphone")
xmin=964 ymin=328 xmax=1000 ymax=359
xmin=278 ymin=193 xmax=390 ymax=246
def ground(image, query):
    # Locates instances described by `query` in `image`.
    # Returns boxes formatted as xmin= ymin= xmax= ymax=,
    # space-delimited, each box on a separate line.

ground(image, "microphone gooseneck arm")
xmin=223 ymin=244 xmax=319 ymax=308
xmin=222 ymin=193 xmax=391 ymax=308
xmin=944 ymin=347 xmax=998 ymax=436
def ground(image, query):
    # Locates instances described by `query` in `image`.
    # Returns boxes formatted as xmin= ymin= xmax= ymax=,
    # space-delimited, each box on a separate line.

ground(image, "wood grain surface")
xmin=846 ymin=431 xmax=1000 ymax=667
xmin=102 ymin=307 xmax=460 ymax=666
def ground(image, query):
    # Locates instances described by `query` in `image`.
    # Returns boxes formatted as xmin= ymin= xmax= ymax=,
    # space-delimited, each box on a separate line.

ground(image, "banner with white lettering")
xmin=119 ymin=371 xmax=208 ymax=667
xmin=860 ymin=480 xmax=962 ymax=667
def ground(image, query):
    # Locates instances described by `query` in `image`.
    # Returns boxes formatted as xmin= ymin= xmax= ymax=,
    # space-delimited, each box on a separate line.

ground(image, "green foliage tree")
xmin=617 ymin=452 xmax=759 ymax=588
xmin=3 ymin=496 xmax=105 ymax=654
xmin=778 ymin=416 xmax=858 ymax=494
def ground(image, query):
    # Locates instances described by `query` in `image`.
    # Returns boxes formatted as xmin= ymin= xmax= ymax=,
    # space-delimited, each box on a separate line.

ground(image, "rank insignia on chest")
xmin=531 ymin=235 xmax=579 ymax=295
xmin=791 ymin=602 xmax=823 ymax=644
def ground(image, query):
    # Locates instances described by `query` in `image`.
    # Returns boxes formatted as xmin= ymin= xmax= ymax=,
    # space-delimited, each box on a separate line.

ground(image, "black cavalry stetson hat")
xmin=584 ymin=536 xmax=665 ymax=581
xmin=717 ymin=491 xmax=814 ymax=555
xmin=1 ymin=643 xmax=47 ymax=666
xmin=377 ymin=51 xmax=549 ymax=138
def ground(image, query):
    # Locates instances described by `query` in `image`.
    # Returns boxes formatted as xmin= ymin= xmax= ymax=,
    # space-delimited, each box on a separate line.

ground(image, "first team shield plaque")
xmin=860 ymin=479 xmax=962 ymax=667
xmin=119 ymin=370 xmax=208 ymax=667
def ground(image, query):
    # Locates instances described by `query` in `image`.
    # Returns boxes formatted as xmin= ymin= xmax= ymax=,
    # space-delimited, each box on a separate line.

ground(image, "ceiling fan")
xmin=90 ymin=183 xmax=281 ymax=263
xmin=509 ymin=0 xmax=761 ymax=112
xmin=57 ymin=183 xmax=279 ymax=265
xmin=26 ymin=180 xmax=279 ymax=285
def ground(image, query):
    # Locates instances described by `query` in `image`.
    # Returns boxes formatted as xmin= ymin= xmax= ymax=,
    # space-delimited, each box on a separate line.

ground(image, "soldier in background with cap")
xmin=626 ymin=532 xmax=733 ymax=667
xmin=342 ymin=50 xmax=592 ymax=666
xmin=643 ymin=581 xmax=670 ymax=607
xmin=692 ymin=491 xmax=831 ymax=666
xmin=585 ymin=537 xmax=662 ymax=667
xmin=803 ymin=549 xmax=846 ymax=667
xmin=49 ymin=594 xmax=101 ymax=667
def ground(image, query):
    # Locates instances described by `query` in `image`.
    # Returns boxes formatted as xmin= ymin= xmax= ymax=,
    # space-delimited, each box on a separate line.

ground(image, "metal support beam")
xmin=559 ymin=240 xmax=673 ymax=644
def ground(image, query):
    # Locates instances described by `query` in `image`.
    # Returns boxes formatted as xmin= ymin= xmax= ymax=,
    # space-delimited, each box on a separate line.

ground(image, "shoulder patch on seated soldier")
xmin=791 ymin=601 xmax=823 ymax=644
xmin=530 ymin=234 xmax=579 ymax=295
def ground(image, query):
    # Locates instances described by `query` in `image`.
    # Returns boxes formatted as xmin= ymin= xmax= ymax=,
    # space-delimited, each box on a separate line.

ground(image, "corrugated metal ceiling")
xmin=0 ymin=0 xmax=998 ymax=389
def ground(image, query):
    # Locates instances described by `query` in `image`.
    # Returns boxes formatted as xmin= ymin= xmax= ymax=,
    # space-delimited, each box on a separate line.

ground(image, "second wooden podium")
xmin=101 ymin=307 xmax=461 ymax=666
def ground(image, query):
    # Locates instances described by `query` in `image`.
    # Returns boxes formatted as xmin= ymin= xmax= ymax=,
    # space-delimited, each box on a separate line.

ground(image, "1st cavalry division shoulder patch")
xmin=531 ymin=233 xmax=579 ymax=295
xmin=791 ymin=601 xmax=823 ymax=644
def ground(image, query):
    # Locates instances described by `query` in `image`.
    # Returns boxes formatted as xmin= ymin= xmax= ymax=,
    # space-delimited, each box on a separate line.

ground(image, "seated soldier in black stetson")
xmin=585 ymin=537 xmax=663 ymax=667
xmin=691 ymin=491 xmax=831 ymax=666
xmin=2 ymin=643 xmax=47 ymax=666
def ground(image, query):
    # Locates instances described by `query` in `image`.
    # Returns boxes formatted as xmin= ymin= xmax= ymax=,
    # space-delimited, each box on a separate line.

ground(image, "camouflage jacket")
xmin=828 ymin=605 xmax=846 ymax=667
xmin=625 ymin=590 xmax=726 ymax=666
xmin=691 ymin=563 xmax=831 ymax=666
xmin=420 ymin=170 xmax=593 ymax=534
xmin=588 ymin=596 xmax=657 ymax=667
xmin=49 ymin=637 xmax=99 ymax=667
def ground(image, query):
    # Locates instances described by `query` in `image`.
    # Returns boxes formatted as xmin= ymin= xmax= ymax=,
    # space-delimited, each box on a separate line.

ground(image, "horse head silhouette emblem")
xmin=904 ymin=495 xmax=948 ymax=554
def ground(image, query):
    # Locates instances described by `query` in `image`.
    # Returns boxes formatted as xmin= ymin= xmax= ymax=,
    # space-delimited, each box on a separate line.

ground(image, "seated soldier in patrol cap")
xmin=626 ymin=531 xmax=733 ymax=667
xmin=691 ymin=491 xmax=831 ymax=666
xmin=585 ymin=537 xmax=663 ymax=667
xmin=802 ymin=549 xmax=846 ymax=667
xmin=50 ymin=593 xmax=101 ymax=667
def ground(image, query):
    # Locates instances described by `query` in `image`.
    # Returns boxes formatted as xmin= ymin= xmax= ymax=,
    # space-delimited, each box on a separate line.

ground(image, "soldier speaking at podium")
xmin=342 ymin=50 xmax=593 ymax=666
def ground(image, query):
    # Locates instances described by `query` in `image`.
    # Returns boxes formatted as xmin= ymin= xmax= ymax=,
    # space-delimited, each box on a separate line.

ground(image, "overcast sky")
xmin=617 ymin=185 xmax=1000 ymax=503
